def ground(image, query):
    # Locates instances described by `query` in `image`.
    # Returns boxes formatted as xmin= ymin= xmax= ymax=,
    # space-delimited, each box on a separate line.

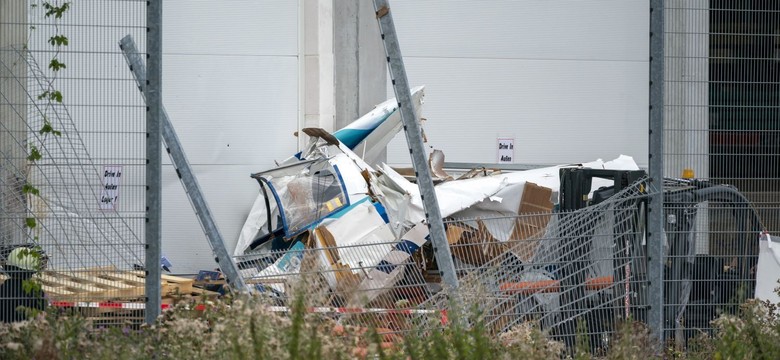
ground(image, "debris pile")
xmin=232 ymin=87 xmax=641 ymax=317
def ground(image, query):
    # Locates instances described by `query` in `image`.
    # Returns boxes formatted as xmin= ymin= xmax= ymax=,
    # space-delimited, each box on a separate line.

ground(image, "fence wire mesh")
xmin=0 ymin=1 xmax=777 ymax=355
xmin=231 ymin=174 xmax=652 ymax=353
xmin=663 ymin=0 xmax=779 ymax=346
xmin=0 ymin=0 xmax=149 ymax=325
xmin=233 ymin=234 xmax=444 ymax=335
xmin=446 ymin=177 xmax=650 ymax=354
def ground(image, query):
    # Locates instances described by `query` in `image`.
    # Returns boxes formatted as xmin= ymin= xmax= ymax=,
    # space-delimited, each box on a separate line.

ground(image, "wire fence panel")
xmin=233 ymin=237 xmax=443 ymax=335
xmin=0 ymin=0 xmax=148 ymax=325
xmin=662 ymin=0 xmax=780 ymax=346
xmin=447 ymin=178 xmax=650 ymax=354
xmin=230 ymin=173 xmax=651 ymax=355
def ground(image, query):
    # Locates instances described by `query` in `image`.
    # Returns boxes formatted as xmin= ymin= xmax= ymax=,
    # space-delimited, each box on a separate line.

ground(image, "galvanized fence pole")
xmin=371 ymin=0 xmax=459 ymax=292
xmin=145 ymin=0 xmax=163 ymax=324
xmin=647 ymin=0 xmax=665 ymax=347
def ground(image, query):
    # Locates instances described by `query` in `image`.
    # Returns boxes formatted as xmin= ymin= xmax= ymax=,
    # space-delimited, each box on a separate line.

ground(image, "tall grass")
xmin=0 ymin=294 xmax=777 ymax=359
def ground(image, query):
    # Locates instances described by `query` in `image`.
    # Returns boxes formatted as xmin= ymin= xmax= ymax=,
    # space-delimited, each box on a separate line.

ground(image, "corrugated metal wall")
xmin=159 ymin=1 xmax=299 ymax=272
xmin=144 ymin=1 xmax=649 ymax=273
xmin=159 ymin=1 xmax=650 ymax=272
xmin=386 ymin=0 xmax=649 ymax=167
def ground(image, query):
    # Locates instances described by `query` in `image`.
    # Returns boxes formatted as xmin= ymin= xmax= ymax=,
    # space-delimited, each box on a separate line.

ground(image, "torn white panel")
xmin=499 ymin=154 xmax=640 ymax=202
xmin=368 ymin=170 xmax=412 ymax=238
xmin=448 ymin=181 xmax=527 ymax=241
xmin=319 ymin=201 xmax=394 ymax=271
xmin=350 ymin=222 xmax=429 ymax=306
xmin=462 ymin=181 xmax=526 ymax=215
xmin=235 ymin=192 xmax=276 ymax=256
xmin=329 ymin=152 xmax=369 ymax=199
xmin=429 ymin=149 xmax=453 ymax=181
xmin=381 ymin=155 xmax=639 ymax=225
xmin=250 ymin=241 xmax=306 ymax=293
xmin=379 ymin=164 xmax=510 ymax=223
xmin=452 ymin=208 xmax=514 ymax=241
xmin=756 ymin=232 xmax=780 ymax=304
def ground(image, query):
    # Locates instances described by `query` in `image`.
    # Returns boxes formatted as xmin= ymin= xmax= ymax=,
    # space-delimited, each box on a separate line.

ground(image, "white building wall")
xmin=160 ymin=1 xmax=299 ymax=272
xmin=386 ymin=0 xmax=649 ymax=167
xmin=43 ymin=1 xmax=649 ymax=273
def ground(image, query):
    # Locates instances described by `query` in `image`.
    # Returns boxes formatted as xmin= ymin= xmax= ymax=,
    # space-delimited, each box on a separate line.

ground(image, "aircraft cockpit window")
xmin=256 ymin=160 xmax=347 ymax=237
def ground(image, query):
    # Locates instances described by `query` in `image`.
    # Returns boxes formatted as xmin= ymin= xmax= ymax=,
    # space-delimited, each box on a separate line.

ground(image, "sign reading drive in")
xmin=100 ymin=165 xmax=123 ymax=210
xmin=497 ymin=138 xmax=514 ymax=163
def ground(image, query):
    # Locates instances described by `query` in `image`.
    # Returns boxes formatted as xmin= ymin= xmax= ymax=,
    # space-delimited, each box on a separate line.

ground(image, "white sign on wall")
xmin=497 ymin=138 xmax=514 ymax=163
xmin=99 ymin=165 xmax=123 ymax=210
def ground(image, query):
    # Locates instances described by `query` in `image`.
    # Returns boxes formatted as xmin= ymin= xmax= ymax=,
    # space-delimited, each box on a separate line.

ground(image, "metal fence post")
xmin=371 ymin=0 xmax=459 ymax=292
xmin=145 ymin=0 xmax=163 ymax=324
xmin=648 ymin=0 xmax=666 ymax=348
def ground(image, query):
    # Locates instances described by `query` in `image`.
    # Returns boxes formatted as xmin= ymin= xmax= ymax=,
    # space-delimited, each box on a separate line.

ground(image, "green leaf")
xmin=22 ymin=184 xmax=40 ymax=196
xmin=37 ymin=91 xmax=49 ymax=100
xmin=48 ymin=35 xmax=69 ymax=47
xmin=39 ymin=122 xmax=54 ymax=135
xmin=50 ymin=90 xmax=63 ymax=103
xmin=27 ymin=145 xmax=43 ymax=162
xmin=22 ymin=279 xmax=42 ymax=295
xmin=43 ymin=2 xmax=71 ymax=19
xmin=48 ymin=58 xmax=66 ymax=72
xmin=25 ymin=217 xmax=37 ymax=228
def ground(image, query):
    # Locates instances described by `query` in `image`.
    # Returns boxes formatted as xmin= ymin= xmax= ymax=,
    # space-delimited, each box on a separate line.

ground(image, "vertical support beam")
xmin=371 ymin=0 xmax=459 ymax=291
xmin=120 ymin=36 xmax=248 ymax=295
xmin=333 ymin=0 xmax=359 ymax=131
xmin=648 ymin=0 xmax=666 ymax=347
xmin=333 ymin=0 xmax=388 ymax=133
xmin=145 ymin=0 xmax=163 ymax=324
xmin=0 ymin=0 xmax=27 ymax=247
xmin=302 ymin=0 xmax=335 ymax=139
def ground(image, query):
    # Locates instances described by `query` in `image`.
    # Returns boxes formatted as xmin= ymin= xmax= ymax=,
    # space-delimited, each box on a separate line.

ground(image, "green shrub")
xmin=1 ymin=294 xmax=779 ymax=359
xmin=0 ymin=295 xmax=565 ymax=360
xmin=688 ymin=300 xmax=780 ymax=360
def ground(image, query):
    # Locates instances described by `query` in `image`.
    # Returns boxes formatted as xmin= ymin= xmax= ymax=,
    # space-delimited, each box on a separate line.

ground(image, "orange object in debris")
xmin=499 ymin=275 xmax=614 ymax=294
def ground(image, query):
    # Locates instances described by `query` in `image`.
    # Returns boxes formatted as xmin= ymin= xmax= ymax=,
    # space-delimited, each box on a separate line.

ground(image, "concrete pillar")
xmin=333 ymin=0 xmax=387 ymax=129
xmin=302 ymin=0 xmax=387 ymax=149
xmin=355 ymin=1 xmax=388 ymax=121
xmin=0 ymin=0 xmax=28 ymax=245
xmin=302 ymin=0 xmax=335 ymax=144
xmin=665 ymin=0 xmax=710 ymax=253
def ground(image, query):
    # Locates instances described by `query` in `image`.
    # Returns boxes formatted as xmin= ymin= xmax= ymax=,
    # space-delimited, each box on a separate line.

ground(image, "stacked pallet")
xmin=38 ymin=269 xmax=205 ymax=301
xmin=0 ymin=267 xmax=217 ymax=325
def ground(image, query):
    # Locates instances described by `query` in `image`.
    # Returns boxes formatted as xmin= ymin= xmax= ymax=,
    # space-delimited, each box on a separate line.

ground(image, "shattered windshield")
xmin=258 ymin=159 xmax=347 ymax=236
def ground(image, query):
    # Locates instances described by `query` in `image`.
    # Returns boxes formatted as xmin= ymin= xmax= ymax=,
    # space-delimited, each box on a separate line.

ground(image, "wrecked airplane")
xmin=233 ymin=86 xmax=641 ymax=306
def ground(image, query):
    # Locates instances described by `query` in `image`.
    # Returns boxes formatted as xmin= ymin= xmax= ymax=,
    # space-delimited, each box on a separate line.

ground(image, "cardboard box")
xmin=448 ymin=181 xmax=554 ymax=266
xmin=507 ymin=182 xmax=554 ymax=262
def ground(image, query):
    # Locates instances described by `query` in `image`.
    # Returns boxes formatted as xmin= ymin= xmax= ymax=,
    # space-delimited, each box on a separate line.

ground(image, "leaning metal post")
xmin=120 ymin=35 xmax=249 ymax=297
xmin=648 ymin=0 xmax=666 ymax=348
xmin=371 ymin=0 xmax=460 ymax=293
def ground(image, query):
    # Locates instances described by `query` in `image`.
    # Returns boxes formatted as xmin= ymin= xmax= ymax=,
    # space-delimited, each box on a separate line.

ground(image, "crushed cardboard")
xmin=446 ymin=181 xmax=554 ymax=266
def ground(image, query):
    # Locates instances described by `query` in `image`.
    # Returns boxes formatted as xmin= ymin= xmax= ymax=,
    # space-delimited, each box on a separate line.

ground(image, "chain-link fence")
xmin=662 ymin=0 xmax=779 ymax=346
xmin=0 ymin=0 xmax=153 ymax=325
xmin=1 ymin=1 xmax=779 ymax=355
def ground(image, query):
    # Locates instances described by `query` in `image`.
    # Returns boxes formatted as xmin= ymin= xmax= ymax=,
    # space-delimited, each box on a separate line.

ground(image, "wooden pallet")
xmin=27 ymin=268 xmax=207 ymax=301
